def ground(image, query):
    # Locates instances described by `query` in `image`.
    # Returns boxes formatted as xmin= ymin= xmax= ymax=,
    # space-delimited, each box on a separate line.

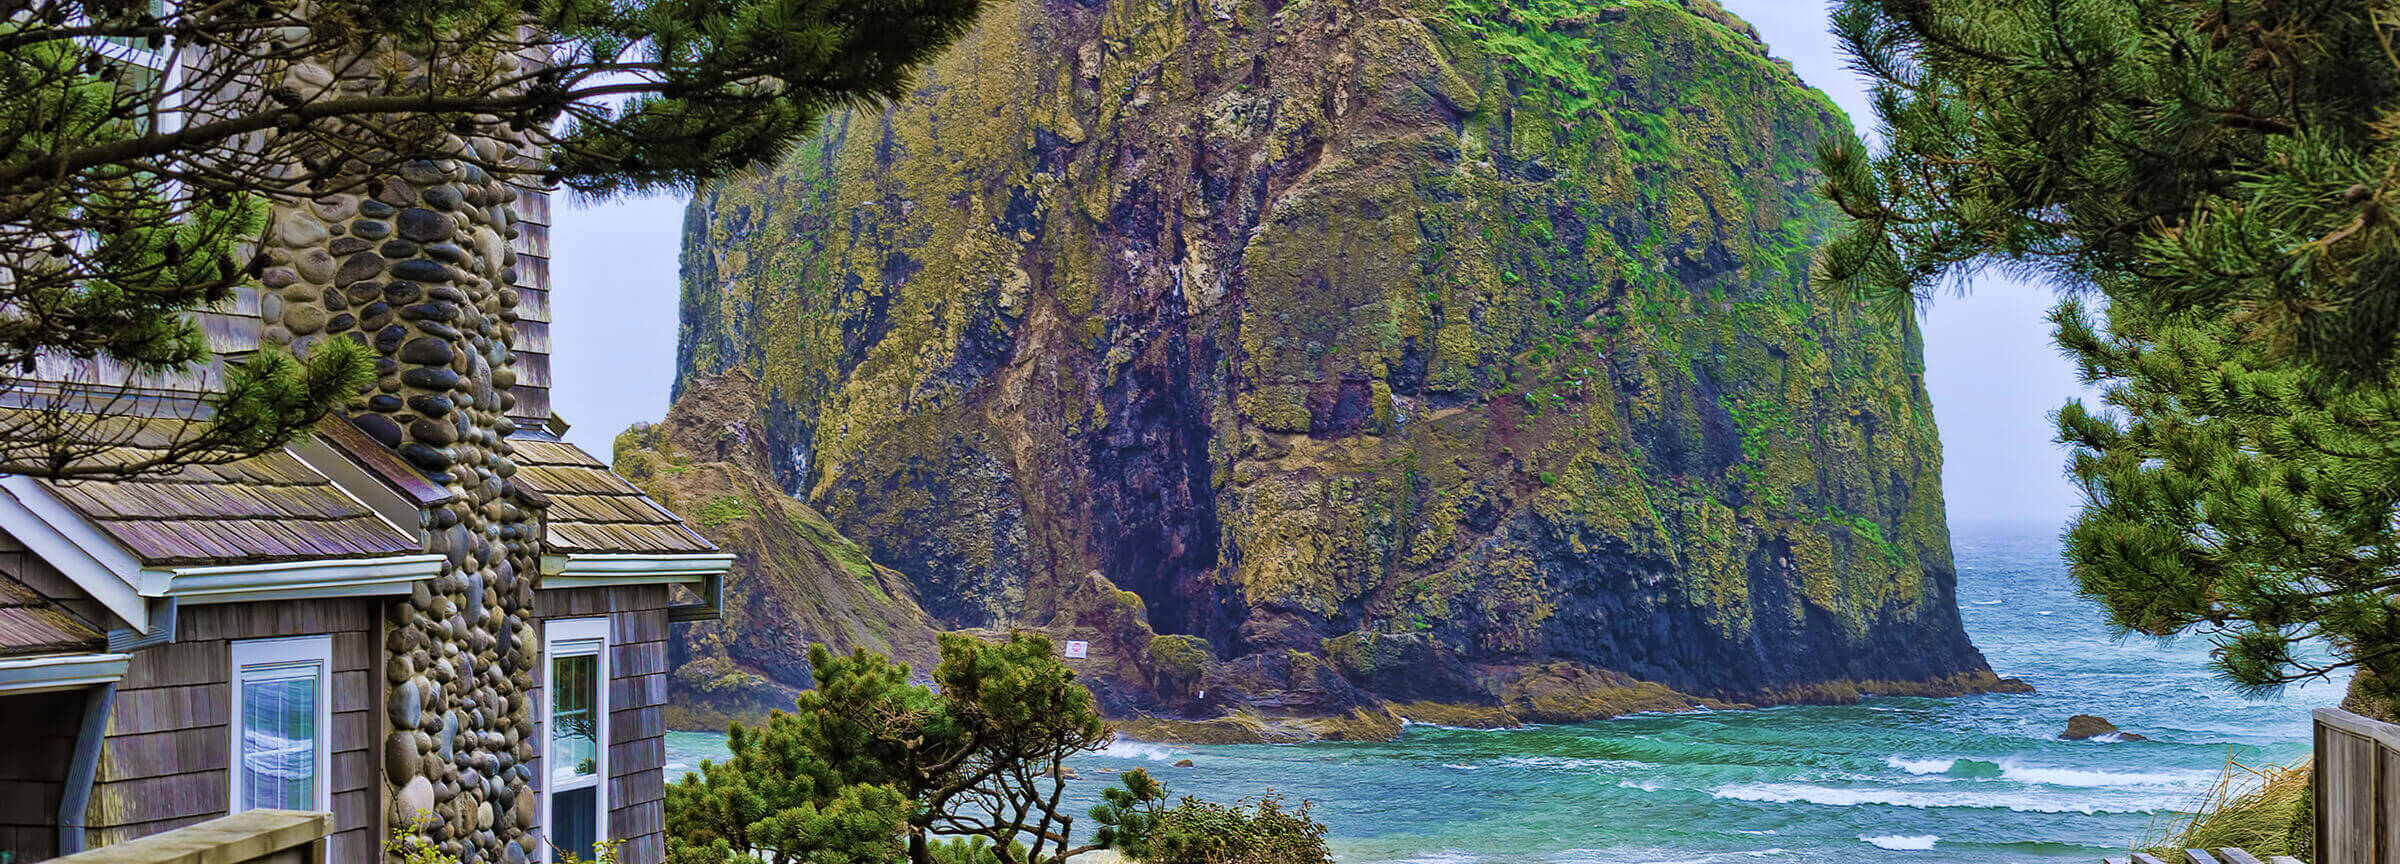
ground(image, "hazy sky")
xmin=546 ymin=1 xmax=2089 ymax=527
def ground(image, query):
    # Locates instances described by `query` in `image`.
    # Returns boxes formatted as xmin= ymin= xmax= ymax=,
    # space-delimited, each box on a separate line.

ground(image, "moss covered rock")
xmin=676 ymin=0 xmax=2011 ymax=729
xmin=618 ymin=371 xmax=944 ymax=729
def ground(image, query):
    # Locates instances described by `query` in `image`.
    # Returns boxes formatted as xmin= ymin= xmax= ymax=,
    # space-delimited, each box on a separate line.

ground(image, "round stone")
xmin=351 ymin=219 xmax=392 ymax=240
xmin=399 ymin=208 xmax=454 ymax=243
xmin=355 ymin=414 xmax=403 ymax=448
xmin=327 ymin=237 xmax=373 ymax=256
xmin=381 ymin=240 xmax=422 ymax=260
xmin=360 ymin=200 xmax=396 ymax=218
xmin=402 ymin=442 xmax=455 ymax=471
xmin=259 ymin=267 xmax=298 ymax=289
xmin=402 ymin=367 xmax=461 ymax=390
xmin=400 ymin=161 xmax=448 ymax=186
xmin=334 ymin=252 xmax=386 ymax=288
xmin=408 ymin=394 xmax=454 ymax=417
xmin=392 ymin=259 xmax=454 ymax=283
xmin=411 ymin=417 xmax=459 ymax=445
xmin=277 ymin=214 xmax=328 ymax=248
xmin=295 ymin=250 xmax=336 ymax=283
xmin=403 ymin=302 xmax=462 ymax=323
xmin=374 ymin=325 xmax=408 ymax=354
xmin=386 ymin=733 xmax=421 ymax=782
xmin=312 ymin=196 xmax=357 ymax=222
xmin=284 ymin=305 xmax=328 ymax=336
xmin=396 ymin=776 xmax=437 ymax=823
xmin=424 ymin=242 xmax=470 ymax=265
xmin=424 ymin=185 xmax=463 ymax=211
xmin=389 ymin=679 xmax=421 ymax=727
xmin=400 ymin=337 xmax=457 ymax=365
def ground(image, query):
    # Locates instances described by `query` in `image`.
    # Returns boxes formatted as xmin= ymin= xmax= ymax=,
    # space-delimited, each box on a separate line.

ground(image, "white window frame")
xmin=541 ymin=617 xmax=610 ymax=864
xmin=71 ymin=0 xmax=185 ymax=136
xmin=227 ymin=635 xmax=334 ymax=815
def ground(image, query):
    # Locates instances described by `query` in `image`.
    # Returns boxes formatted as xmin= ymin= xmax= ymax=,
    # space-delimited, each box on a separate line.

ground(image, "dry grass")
xmin=2138 ymin=751 xmax=2313 ymax=859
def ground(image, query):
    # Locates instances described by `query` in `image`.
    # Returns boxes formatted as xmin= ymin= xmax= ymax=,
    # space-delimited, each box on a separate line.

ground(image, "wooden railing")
xmin=2315 ymin=707 xmax=2400 ymax=864
xmin=44 ymin=811 xmax=329 ymax=864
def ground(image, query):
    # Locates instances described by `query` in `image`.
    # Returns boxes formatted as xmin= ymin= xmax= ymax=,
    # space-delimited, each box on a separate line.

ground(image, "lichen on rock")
xmin=672 ymin=0 xmax=2017 ymax=740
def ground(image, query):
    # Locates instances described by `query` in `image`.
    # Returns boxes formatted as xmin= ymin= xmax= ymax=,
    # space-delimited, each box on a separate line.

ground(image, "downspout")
xmin=59 ymin=681 xmax=117 ymax=855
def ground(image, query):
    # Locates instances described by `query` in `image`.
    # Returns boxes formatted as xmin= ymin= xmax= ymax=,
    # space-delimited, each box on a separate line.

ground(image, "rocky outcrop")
xmin=2061 ymin=714 xmax=2145 ymax=742
xmin=674 ymin=0 xmax=2015 ymax=736
xmin=615 ymin=371 xmax=943 ymax=729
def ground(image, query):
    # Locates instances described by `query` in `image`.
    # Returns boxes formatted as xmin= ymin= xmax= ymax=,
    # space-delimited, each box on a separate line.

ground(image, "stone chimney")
xmin=256 ymin=111 xmax=547 ymax=862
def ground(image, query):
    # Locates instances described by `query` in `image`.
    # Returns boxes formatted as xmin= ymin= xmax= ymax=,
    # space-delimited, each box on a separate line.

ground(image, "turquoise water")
xmin=665 ymin=522 xmax=2338 ymax=862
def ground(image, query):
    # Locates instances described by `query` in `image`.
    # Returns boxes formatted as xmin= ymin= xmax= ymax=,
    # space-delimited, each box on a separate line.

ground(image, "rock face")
xmin=615 ymin=371 xmax=943 ymax=728
xmin=2061 ymin=714 xmax=2145 ymax=741
xmin=675 ymin=0 xmax=2012 ymax=731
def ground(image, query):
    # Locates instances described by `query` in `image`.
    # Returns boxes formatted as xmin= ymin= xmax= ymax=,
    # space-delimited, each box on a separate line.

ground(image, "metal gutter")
xmin=0 ymin=652 xmax=131 ymax=695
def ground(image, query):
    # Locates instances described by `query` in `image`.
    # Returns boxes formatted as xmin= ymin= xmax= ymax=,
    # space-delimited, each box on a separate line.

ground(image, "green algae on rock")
xmin=673 ymin=0 xmax=2021 ymax=739
xmin=616 ymin=371 xmax=944 ymax=730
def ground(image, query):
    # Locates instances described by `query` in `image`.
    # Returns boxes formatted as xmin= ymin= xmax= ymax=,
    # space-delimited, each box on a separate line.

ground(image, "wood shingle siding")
xmin=91 ymin=599 xmax=383 ymax=863
xmin=533 ymin=586 xmax=670 ymax=864
xmin=0 ymin=689 xmax=87 ymax=862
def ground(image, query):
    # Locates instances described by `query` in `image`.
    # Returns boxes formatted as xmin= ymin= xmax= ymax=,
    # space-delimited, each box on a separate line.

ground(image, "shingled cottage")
xmin=0 ymin=30 xmax=730 ymax=864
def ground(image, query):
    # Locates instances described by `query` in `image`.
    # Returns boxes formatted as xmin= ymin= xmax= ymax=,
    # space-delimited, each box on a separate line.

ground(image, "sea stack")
xmin=668 ymin=0 xmax=2013 ymax=738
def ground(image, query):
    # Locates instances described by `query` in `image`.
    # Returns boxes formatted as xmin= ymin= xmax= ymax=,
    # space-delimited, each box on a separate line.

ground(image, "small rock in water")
xmin=2060 ymin=714 xmax=2146 ymax=741
xmin=1174 ymin=758 xmax=1195 ymax=768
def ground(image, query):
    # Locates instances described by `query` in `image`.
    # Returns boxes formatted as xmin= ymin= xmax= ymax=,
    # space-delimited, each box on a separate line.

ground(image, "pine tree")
xmin=1819 ymin=0 xmax=2400 ymax=697
xmin=666 ymin=634 xmax=1181 ymax=864
xmin=0 ymin=0 xmax=982 ymax=476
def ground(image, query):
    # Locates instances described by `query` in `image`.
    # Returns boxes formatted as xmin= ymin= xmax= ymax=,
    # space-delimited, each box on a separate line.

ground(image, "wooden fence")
xmin=2315 ymin=707 xmax=2400 ymax=864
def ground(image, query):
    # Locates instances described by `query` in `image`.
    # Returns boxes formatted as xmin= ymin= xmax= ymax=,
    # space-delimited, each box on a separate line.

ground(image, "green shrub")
xmin=1140 ymin=794 xmax=1332 ymax=864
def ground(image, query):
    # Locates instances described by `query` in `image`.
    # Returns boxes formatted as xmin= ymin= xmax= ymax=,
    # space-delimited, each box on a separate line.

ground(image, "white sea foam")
xmin=1884 ymin=756 xmax=1958 ymax=775
xmin=1616 ymin=779 xmax=1665 ymax=792
xmin=1860 ymin=835 xmax=1939 ymax=851
xmin=1996 ymin=762 xmax=2205 ymax=788
xmin=1390 ymin=850 xmax=1480 ymax=864
xmin=1604 ymin=851 xmax=1790 ymax=864
xmin=1100 ymin=741 xmax=1182 ymax=761
xmin=1881 ymin=755 xmax=2207 ymax=788
xmin=1495 ymin=756 xmax=1656 ymax=772
xmin=1972 ymin=599 xmax=2005 ymax=605
xmin=1707 ymin=782 xmax=2166 ymax=814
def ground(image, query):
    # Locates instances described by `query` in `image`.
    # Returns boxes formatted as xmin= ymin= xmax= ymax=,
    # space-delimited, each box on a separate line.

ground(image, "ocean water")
xmin=665 ymin=521 xmax=2339 ymax=862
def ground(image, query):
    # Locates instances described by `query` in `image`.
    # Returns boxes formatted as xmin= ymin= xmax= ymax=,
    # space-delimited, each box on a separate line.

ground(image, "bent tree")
xmin=0 ymin=0 xmax=981 ymax=476
xmin=1817 ymin=0 xmax=2400 ymax=700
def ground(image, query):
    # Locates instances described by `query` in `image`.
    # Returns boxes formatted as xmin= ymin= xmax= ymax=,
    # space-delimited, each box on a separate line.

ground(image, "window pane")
xmin=550 ymin=652 xmax=598 ymax=784
xmin=553 ymin=786 xmax=597 ymax=862
xmin=240 ymin=672 xmax=317 ymax=811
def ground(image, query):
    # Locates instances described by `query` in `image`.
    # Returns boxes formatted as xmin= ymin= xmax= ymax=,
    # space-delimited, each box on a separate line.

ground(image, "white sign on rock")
xmin=1064 ymin=640 xmax=1089 ymax=659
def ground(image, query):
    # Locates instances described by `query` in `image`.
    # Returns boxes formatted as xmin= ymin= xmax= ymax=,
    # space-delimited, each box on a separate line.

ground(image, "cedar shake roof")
xmin=506 ymin=434 xmax=714 ymax=555
xmin=40 ymin=445 xmax=419 ymax=567
xmin=0 ymin=571 xmax=104 ymax=658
